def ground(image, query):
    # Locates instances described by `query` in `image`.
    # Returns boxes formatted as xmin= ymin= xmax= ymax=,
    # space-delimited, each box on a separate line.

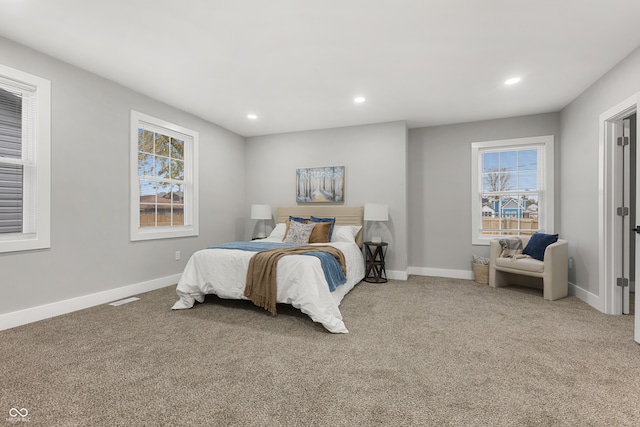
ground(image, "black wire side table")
xmin=364 ymin=242 xmax=388 ymax=283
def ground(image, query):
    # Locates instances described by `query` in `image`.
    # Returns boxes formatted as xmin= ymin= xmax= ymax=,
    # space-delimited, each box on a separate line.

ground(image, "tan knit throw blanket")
xmin=244 ymin=245 xmax=346 ymax=315
xmin=498 ymin=237 xmax=523 ymax=258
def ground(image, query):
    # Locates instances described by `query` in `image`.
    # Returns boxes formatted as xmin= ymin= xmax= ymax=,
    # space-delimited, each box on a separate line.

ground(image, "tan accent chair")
xmin=489 ymin=236 xmax=568 ymax=301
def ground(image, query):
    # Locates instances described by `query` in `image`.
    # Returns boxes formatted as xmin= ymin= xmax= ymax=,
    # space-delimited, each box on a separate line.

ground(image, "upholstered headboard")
xmin=276 ymin=205 xmax=364 ymax=247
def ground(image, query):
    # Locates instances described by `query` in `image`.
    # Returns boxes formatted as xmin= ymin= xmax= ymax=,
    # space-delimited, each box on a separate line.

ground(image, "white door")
xmin=599 ymin=96 xmax=638 ymax=341
xmin=612 ymin=117 xmax=633 ymax=316
xmin=632 ymin=113 xmax=640 ymax=343
xmin=622 ymin=117 xmax=631 ymax=315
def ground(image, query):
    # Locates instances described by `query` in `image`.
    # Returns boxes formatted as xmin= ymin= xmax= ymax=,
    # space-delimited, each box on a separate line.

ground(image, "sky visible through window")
xmin=137 ymin=129 xmax=184 ymax=198
xmin=482 ymin=148 xmax=537 ymax=192
xmin=137 ymin=129 xmax=185 ymax=227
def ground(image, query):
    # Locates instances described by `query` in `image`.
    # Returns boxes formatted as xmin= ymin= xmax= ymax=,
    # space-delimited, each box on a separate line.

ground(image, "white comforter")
xmin=172 ymin=238 xmax=365 ymax=333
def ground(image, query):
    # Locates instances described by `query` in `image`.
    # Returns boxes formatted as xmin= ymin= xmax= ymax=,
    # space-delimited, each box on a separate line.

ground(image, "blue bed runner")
xmin=210 ymin=241 xmax=298 ymax=251
xmin=208 ymin=241 xmax=346 ymax=291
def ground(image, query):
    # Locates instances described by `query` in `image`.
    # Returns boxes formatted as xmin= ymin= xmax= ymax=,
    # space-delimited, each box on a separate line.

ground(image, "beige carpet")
xmin=2 ymin=276 xmax=640 ymax=426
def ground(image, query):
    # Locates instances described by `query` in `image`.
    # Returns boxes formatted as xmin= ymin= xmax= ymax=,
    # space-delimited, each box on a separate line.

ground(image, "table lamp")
xmin=250 ymin=204 xmax=271 ymax=238
xmin=364 ymin=203 xmax=389 ymax=243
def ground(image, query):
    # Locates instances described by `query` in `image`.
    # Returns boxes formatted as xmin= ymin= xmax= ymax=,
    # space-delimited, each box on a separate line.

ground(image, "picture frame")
xmin=296 ymin=166 xmax=344 ymax=203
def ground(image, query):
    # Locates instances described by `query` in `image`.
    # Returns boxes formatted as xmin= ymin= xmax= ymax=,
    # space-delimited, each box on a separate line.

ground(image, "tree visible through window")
xmin=138 ymin=129 xmax=185 ymax=227
xmin=471 ymin=136 xmax=554 ymax=245
xmin=130 ymin=111 xmax=198 ymax=241
xmin=481 ymin=148 xmax=539 ymax=235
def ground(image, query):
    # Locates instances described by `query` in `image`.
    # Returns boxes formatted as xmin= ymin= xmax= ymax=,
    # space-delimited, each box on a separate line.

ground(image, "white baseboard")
xmin=407 ymin=266 xmax=475 ymax=280
xmin=568 ymin=281 xmax=602 ymax=312
xmin=0 ymin=274 xmax=181 ymax=331
xmin=0 ymin=274 xmax=604 ymax=331
xmin=405 ymin=270 xmax=606 ymax=314
xmin=386 ymin=269 xmax=408 ymax=280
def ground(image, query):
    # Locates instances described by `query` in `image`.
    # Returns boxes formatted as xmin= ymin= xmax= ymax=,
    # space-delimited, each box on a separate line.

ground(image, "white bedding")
xmin=171 ymin=237 xmax=365 ymax=333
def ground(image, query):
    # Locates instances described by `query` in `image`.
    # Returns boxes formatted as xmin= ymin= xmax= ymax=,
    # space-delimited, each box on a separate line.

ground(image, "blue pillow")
xmin=310 ymin=216 xmax=336 ymax=241
xmin=522 ymin=233 xmax=558 ymax=261
xmin=289 ymin=215 xmax=309 ymax=223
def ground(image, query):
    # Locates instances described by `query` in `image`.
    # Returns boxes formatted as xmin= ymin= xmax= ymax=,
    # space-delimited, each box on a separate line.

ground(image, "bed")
xmin=171 ymin=206 xmax=365 ymax=333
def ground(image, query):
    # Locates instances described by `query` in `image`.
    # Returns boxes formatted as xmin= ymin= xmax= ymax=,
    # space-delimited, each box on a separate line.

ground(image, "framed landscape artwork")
xmin=296 ymin=166 xmax=344 ymax=203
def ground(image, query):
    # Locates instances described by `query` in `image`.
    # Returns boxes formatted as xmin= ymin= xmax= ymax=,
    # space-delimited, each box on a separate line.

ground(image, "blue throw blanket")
xmin=208 ymin=241 xmax=346 ymax=291
xmin=210 ymin=241 xmax=298 ymax=251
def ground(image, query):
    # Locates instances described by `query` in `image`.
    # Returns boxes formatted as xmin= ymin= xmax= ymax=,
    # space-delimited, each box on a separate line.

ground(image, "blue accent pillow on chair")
xmin=522 ymin=233 xmax=559 ymax=261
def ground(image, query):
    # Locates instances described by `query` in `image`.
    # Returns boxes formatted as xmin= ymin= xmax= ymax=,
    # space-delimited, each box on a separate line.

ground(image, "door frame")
xmin=598 ymin=93 xmax=638 ymax=319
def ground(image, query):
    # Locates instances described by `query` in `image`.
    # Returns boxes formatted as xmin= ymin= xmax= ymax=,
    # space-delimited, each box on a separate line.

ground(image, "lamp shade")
xmin=250 ymin=204 xmax=271 ymax=220
xmin=364 ymin=203 xmax=389 ymax=221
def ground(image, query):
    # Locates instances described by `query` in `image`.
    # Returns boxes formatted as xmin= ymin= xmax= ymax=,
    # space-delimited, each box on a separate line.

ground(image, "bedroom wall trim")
xmin=568 ymin=281 xmax=601 ymax=312
xmin=407 ymin=267 xmax=475 ymax=281
xmin=386 ymin=270 xmax=409 ymax=281
xmin=598 ymin=92 xmax=639 ymax=316
xmin=408 ymin=269 xmax=600 ymax=308
xmin=0 ymin=274 xmax=181 ymax=331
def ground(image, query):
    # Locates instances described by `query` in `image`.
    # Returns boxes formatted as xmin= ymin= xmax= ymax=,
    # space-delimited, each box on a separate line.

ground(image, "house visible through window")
xmin=471 ymin=135 xmax=554 ymax=245
xmin=130 ymin=111 xmax=198 ymax=241
xmin=0 ymin=64 xmax=50 ymax=254
xmin=138 ymin=129 xmax=185 ymax=227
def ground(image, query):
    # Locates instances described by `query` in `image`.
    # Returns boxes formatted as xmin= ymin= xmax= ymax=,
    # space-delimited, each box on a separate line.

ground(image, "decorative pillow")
xmin=472 ymin=254 xmax=490 ymax=265
xmin=331 ymin=225 xmax=362 ymax=243
xmin=522 ymin=232 xmax=558 ymax=261
xmin=308 ymin=221 xmax=332 ymax=243
xmin=283 ymin=219 xmax=300 ymax=239
xmin=268 ymin=223 xmax=287 ymax=240
xmin=283 ymin=216 xmax=310 ymax=240
xmin=310 ymin=216 xmax=336 ymax=241
xmin=283 ymin=220 xmax=315 ymax=244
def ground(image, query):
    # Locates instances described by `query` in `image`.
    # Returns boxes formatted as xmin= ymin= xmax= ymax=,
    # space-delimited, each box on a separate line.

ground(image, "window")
xmin=0 ymin=64 xmax=50 ymax=253
xmin=471 ymin=135 xmax=554 ymax=245
xmin=130 ymin=111 xmax=198 ymax=241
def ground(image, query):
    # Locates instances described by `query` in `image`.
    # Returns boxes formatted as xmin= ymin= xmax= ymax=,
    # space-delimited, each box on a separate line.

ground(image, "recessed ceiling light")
xmin=504 ymin=77 xmax=521 ymax=85
xmin=247 ymin=114 xmax=258 ymax=119
xmin=354 ymin=97 xmax=366 ymax=103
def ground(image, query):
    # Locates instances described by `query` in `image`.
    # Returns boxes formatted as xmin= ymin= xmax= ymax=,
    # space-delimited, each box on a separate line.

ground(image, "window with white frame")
xmin=0 ymin=64 xmax=50 ymax=253
xmin=471 ymin=135 xmax=554 ymax=245
xmin=130 ymin=111 xmax=198 ymax=241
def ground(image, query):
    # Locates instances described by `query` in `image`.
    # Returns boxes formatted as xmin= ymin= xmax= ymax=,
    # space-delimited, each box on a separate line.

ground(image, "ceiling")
xmin=1 ymin=1 xmax=640 ymax=137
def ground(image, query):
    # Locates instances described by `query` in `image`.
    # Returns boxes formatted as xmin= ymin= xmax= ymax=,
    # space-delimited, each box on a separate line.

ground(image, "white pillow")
xmin=331 ymin=225 xmax=362 ymax=243
xmin=268 ymin=223 xmax=287 ymax=240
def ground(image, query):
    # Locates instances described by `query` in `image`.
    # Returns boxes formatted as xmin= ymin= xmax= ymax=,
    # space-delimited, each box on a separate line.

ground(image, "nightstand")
xmin=364 ymin=241 xmax=388 ymax=283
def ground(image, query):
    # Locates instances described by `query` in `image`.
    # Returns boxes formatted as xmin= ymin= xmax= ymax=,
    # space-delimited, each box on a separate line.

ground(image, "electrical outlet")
xmin=175 ymin=251 xmax=181 ymax=261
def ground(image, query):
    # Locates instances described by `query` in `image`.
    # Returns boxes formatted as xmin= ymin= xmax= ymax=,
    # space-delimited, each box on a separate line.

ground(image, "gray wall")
xmin=245 ymin=121 xmax=409 ymax=274
xmin=5 ymin=31 xmax=640 ymax=319
xmin=0 ymin=37 xmax=246 ymax=315
xmin=560 ymin=45 xmax=640 ymax=297
xmin=407 ymin=113 xmax=561 ymax=274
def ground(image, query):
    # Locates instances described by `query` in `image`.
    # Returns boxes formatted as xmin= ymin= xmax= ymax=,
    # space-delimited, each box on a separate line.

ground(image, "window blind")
xmin=0 ymin=87 xmax=23 ymax=234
